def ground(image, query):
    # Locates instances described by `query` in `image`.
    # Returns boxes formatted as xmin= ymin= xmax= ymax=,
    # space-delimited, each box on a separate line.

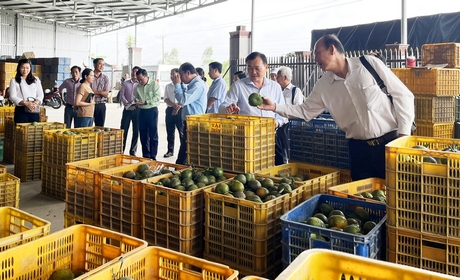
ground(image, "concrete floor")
xmin=4 ymin=101 xmax=180 ymax=233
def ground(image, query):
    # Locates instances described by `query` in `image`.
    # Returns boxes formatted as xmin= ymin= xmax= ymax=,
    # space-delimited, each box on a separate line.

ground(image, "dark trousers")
xmin=14 ymin=106 xmax=40 ymax=123
xmin=275 ymin=123 xmax=289 ymax=165
xmin=64 ymin=104 xmax=78 ymax=128
xmin=165 ymin=107 xmax=183 ymax=154
xmin=94 ymin=103 xmax=106 ymax=127
xmin=139 ymin=107 xmax=159 ymax=160
xmin=348 ymin=130 xmax=398 ymax=181
xmin=121 ymin=107 xmax=140 ymax=156
xmin=175 ymin=121 xmax=187 ymax=165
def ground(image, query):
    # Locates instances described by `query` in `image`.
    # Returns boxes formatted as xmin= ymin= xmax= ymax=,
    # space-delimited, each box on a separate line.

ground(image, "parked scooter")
xmin=43 ymin=83 xmax=62 ymax=109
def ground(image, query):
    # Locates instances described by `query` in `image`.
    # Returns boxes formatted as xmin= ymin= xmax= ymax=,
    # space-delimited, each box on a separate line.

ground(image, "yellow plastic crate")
xmin=15 ymin=122 xmax=66 ymax=153
xmin=387 ymin=226 xmax=460 ymax=277
xmin=100 ymin=161 xmax=189 ymax=237
xmin=93 ymin=126 xmax=124 ymax=157
xmin=0 ymin=164 xmax=6 ymax=174
xmin=276 ymin=248 xmax=457 ymax=280
xmin=64 ymin=211 xmax=97 ymax=228
xmin=43 ymin=128 xmax=98 ymax=166
xmin=391 ymin=68 xmax=460 ymax=96
xmin=41 ymin=163 xmax=67 ymax=201
xmin=0 ymin=206 xmax=50 ymax=252
xmin=411 ymin=122 xmax=454 ymax=138
xmin=84 ymin=246 xmax=238 ymax=280
xmin=422 ymin=42 xmax=460 ymax=68
xmin=13 ymin=151 xmax=42 ymax=181
xmin=66 ymin=154 xmax=151 ymax=222
xmin=204 ymin=176 xmax=307 ymax=278
xmin=255 ymin=162 xmax=339 ymax=181
xmin=0 ymin=173 xmax=20 ymax=208
xmin=0 ymin=224 xmax=148 ymax=280
xmin=414 ymin=95 xmax=456 ymax=123
xmin=0 ymin=107 xmax=15 ymax=134
xmin=241 ymin=277 xmax=268 ymax=280
xmin=386 ymin=136 xmax=460 ymax=236
xmin=187 ymin=114 xmax=276 ymax=173
xmin=328 ymin=178 xmax=386 ymax=203
xmin=142 ymin=169 xmax=234 ymax=256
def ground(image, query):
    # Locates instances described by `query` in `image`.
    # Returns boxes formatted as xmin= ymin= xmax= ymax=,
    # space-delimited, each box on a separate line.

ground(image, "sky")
xmin=90 ymin=0 xmax=460 ymax=68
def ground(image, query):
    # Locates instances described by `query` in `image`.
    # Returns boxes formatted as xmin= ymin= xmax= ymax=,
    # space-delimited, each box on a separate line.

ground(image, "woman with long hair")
xmin=74 ymin=68 xmax=96 ymax=127
xmin=8 ymin=58 xmax=44 ymax=123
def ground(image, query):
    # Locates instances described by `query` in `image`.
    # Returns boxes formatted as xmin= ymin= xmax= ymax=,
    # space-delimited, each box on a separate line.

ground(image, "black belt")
xmin=66 ymin=104 xmax=76 ymax=108
xmin=352 ymin=130 xmax=398 ymax=146
xmin=95 ymin=101 xmax=106 ymax=104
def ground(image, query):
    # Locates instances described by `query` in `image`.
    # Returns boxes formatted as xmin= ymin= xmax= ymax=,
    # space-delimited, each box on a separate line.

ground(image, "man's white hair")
xmin=278 ymin=66 xmax=292 ymax=81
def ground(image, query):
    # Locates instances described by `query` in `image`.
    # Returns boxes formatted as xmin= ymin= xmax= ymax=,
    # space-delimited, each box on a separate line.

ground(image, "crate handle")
xmin=111 ymin=256 xmax=125 ymax=280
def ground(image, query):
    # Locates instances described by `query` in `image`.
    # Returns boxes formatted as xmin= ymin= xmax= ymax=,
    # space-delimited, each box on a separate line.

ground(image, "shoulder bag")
xmin=359 ymin=56 xmax=416 ymax=132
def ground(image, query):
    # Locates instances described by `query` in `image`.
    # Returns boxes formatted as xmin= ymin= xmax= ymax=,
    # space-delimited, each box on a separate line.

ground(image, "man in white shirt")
xmin=258 ymin=34 xmax=415 ymax=180
xmin=207 ymin=61 xmax=227 ymax=113
xmin=163 ymin=68 xmax=183 ymax=158
xmin=275 ymin=66 xmax=305 ymax=164
xmin=219 ymin=51 xmax=288 ymax=165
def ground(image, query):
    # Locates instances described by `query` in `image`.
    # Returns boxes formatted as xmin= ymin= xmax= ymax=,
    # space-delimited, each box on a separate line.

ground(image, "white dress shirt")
xmin=163 ymin=82 xmax=177 ymax=107
xmin=282 ymin=83 xmax=304 ymax=105
xmin=219 ymin=77 xmax=288 ymax=127
xmin=275 ymin=55 xmax=414 ymax=139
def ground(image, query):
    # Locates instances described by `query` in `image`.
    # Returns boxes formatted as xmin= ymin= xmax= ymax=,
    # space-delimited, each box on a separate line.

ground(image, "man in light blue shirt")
xmin=207 ymin=61 xmax=227 ymax=113
xmin=219 ymin=51 xmax=288 ymax=164
xmin=173 ymin=62 xmax=207 ymax=165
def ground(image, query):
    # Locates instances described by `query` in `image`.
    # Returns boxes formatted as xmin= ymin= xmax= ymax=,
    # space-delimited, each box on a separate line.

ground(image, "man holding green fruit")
xmin=219 ymin=51 xmax=288 ymax=164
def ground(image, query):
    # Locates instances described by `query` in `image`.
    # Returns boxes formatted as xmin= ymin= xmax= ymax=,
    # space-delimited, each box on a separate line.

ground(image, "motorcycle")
xmin=43 ymin=84 xmax=62 ymax=109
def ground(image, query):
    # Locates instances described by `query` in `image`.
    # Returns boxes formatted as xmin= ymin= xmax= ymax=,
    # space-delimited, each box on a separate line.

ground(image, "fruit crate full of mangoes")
xmin=14 ymin=121 xmax=66 ymax=153
xmin=99 ymin=161 xmax=189 ymax=237
xmin=277 ymin=249 xmax=457 ymax=280
xmin=280 ymin=194 xmax=386 ymax=266
xmin=0 ymin=224 xmax=147 ymax=280
xmin=386 ymin=136 xmax=460 ymax=236
xmin=142 ymin=166 xmax=234 ymax=256
xmin=328 ymin=178 xmax=386 ymax=204
xmin=83 ymin=246 xmax=239 ymax=280
xmin=92 ymin=126 xmax=124 ymax=157
xmin=65 ymin=154 xmax=151 ymax=222
xmin=0 ymin=206 xmax=50 ymax=252
xmin=289 ymin=115 xmax=350 ymax=169
xmin=43 ymin=128 xmax=98 ymax=166
xmin=204 ymin=174 xmax=307 ymax=279
xmin=255 ymin=162 xmax=341 ymax=191
xmin=186 ymin=114 xmax=276 ymax=173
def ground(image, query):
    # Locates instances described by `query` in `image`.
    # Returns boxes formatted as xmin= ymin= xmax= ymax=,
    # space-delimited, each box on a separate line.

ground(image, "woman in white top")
xmin=9 ymin=59 xmax=44 ymax=123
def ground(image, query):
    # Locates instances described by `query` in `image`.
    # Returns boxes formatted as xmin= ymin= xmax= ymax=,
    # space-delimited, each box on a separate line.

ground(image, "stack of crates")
xmin=42 ymin=127 xmax=123 ymax=201
xmin=39 ymin=57 xmax=70 ymax=90
xmin=186 ymin=114 xmax=276 ymax=173
xmin=203 ymin=170 xmax=340 ymax=279
xmin=65 ymin=154 xmax=151 ymax=227
xmin=14 ymin=122 xmax=65 ymax=181
xmin=289 ymin=115 xmax=350 ymax=169
xmin=392 ymin=43 xmax=460 ymax=138
xmin=386 ymin=136 xmax=460 ymax=277
xmin=0 ymin=60 xmax=42 ymax=93
xmin=455 ymin=96 xmax=460 ymax=138
xmin=0 ymin=164 xmax=20 ymax=208
xmin=3 ymin=116 xmax=15 ymax=163
xmin=0 ymin=107 xmax=15 ymax=136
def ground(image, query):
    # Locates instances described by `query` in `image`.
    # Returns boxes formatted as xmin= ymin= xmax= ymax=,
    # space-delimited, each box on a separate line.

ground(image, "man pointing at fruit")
xmin=219 ymin=51 xmax=289 ymax=165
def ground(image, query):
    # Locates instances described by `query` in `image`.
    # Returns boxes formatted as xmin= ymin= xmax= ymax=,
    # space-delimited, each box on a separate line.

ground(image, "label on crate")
xmin=210 ymin=122 xmax=222 ymax=133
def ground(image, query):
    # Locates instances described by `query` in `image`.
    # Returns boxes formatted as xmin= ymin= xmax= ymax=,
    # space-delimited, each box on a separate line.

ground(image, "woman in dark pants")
xmin=8 ymin=59 xmax=44 ymax=123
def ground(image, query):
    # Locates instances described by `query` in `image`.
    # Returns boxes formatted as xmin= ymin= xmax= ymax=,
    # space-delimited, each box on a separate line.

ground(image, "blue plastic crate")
xmin=280 ymin=194 xmax=386 ymax=267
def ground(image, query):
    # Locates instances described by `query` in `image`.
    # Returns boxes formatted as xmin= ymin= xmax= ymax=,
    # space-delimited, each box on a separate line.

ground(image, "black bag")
xmin=85 ymin=93 xmax=95 ymax=103
xmin=359 ymin=56 xmax=416 ymax=132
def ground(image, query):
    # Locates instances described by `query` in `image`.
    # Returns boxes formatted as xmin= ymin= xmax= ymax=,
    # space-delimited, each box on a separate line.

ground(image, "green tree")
xmin=126 ymin=34 xmax=135 ymax=48
xmin=202 ymin=46 xmax=214 ymax=66
xmin=161 ymin=48 xmax=181 ymax=65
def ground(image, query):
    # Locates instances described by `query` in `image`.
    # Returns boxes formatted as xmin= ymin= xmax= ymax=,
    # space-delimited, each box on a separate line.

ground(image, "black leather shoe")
xmin=164 ymin=152 xmax=174 ymax=158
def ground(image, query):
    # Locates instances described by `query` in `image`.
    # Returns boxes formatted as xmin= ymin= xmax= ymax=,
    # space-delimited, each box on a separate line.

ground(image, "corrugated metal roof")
xmin=0 ymin=0 xmax=227 ymax=36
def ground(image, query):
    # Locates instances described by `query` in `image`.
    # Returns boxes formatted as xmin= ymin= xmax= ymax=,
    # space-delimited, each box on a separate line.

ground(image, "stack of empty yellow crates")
xmin=392 ymin=42 xmax=460 ymax=138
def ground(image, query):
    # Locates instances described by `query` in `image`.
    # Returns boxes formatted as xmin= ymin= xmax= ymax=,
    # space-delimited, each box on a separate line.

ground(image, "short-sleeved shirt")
xmin=91 ymin=73 xmax=110 ymax=102
xmin=59 ymin=78 xmax=81 ymax=105
xmin=76 ymin=84 xmax=95 ymax=117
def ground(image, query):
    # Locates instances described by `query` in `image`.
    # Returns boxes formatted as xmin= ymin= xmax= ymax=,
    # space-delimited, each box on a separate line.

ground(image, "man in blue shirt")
xmin=219 ymin=51 xmax=288 ymax=165
xmin=173 ymin=62 xmax=207 ymax=165
xmin=206 ymin=61 xmax=227 ymax=113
